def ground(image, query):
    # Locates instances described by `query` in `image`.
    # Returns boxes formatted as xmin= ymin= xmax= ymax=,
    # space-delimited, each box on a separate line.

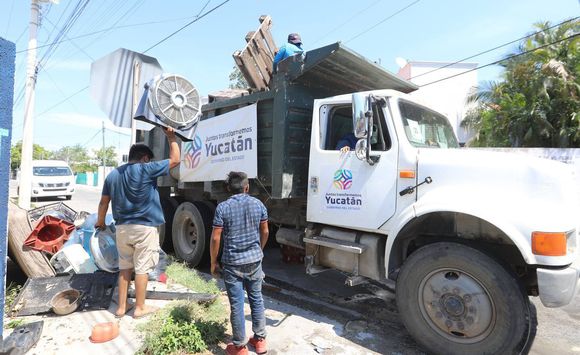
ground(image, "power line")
xmin=312 ymin=0 xmax=382 ymax=46
xmin=419 ymin=32 xmax=580 ymax=88
xmin=14 ymin=16 xmax=196 ymax=54
xmin=411 ymin=16 xmax=580 ymax=80
xmin=4 ymin=0 xmax=16 ymax=38
xmin=345 ymin=0 xmax=421 ymax=44
xmin=143 ymin=0 xmax=230 ymax=53
xmin=24 ymin=2 xmax=229 ymax=120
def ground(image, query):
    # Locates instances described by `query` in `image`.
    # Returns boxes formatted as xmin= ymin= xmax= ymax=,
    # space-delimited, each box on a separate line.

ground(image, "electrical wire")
xmin=14 ymin=15 xmax=197 ymax=54
xmin=142 ymin=0 xmax=231 ymax=53
xmin=4 ymin=0 xmax=16 ymax=38
xmin=418 ymin=32 xmax=579 ymax=88
xmin=311 ymin=0 xmax=382 ymax=46
xmin=410 ymin=16 xmax=580 ymax=80
xmin=345 ymin=0 xmax=421 ymax=44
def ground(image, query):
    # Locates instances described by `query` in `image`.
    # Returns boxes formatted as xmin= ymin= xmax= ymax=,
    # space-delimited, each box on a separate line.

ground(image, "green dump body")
xmin=149 ymin=42 xmax=417 ymax=200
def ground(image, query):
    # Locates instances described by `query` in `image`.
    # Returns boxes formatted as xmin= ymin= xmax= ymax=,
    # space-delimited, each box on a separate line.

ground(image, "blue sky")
xmin=2 ymin=0 xmax=578 ymax=154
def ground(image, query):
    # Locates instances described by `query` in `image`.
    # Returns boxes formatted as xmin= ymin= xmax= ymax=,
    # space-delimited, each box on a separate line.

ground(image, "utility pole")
xmin=101 ymin=121 xmax=106 ymax=169
xmin=18 ymin=0 xmax=57 ymax=208
xmin=18 ymin=0 xmax=42 ymax=209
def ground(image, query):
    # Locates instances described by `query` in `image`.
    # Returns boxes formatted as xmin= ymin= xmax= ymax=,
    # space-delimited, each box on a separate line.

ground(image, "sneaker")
xmin=226 ymin=343 xmax=248 ymax=355
xmin=248 ymin=337 xmax=267 ymax=354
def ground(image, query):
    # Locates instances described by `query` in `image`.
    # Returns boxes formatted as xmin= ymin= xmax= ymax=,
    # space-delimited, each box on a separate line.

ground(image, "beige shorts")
xmin=116 ymin=224 xmax=160 ymax=274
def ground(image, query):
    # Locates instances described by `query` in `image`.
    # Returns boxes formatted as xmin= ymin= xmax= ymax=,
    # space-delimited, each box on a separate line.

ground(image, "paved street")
xmin=7 ymin=178 xmax=580 ymax=354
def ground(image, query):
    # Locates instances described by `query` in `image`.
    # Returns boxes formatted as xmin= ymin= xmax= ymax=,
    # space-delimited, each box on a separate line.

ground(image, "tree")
xmin=93 ymin=146 xmax=118 ymax=167
xmin=53 ymin=144 xmax=95 ymax=173
xmin=463 ymin=19 xmax=579 ymax=147
xmin=228 ymin=66 xmax=248 ymax=89
xmin=10 ymin=141 xmax=53 ymax=170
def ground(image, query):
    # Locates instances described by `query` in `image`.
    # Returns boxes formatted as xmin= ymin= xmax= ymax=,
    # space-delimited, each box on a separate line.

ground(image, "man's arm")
xmin=164 ymin=127 xmax=180 ymax=169
xmin=95 ymin=195 xmax=111 ymax=229
xmin=259 ymin=221 xmax=269 ymax=250
xmin=210 ymin=227 xmax=222 ymax=277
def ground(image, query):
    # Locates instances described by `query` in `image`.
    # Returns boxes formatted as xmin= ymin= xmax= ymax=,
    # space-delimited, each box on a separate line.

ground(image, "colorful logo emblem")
xmin=184 ymin=135 xmax=202 ymax=169
xmin=333 ymin=169 xmax=353 ymax=190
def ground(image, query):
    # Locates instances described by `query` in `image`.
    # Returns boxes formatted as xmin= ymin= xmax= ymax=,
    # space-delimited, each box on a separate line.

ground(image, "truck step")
xmin=304 ymin=236 xmax=367 ymax=254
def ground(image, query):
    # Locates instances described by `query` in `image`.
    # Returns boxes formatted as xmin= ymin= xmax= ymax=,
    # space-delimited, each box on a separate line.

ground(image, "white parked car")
xmin=19 ymin=160 xmax=76 ymax=200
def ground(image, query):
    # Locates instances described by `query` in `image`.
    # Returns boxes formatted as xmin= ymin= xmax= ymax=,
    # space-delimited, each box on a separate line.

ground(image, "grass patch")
xmin=6 ymin=319 xmax=25 ymax=329
xmin=139 ymin=263 xmax=227 ymax=354
xmin=4 ymin=283 xmax=22 ymax=315
xmin=165 ymin=262 xmax=220 ymax=295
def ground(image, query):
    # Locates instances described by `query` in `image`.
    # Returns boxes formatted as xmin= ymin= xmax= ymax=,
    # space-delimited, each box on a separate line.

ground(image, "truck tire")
xmin=158 ymin=197 xmax=180 ymax=251
xmin=396 ymin=242 xmax=531 ymax=355
xmin=172 ymin=202 xmax=207 ymax=266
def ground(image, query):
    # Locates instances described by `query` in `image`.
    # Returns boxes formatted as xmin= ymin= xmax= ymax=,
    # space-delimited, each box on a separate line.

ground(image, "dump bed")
xmin=147 ymin=42 xmax=417 ymax=200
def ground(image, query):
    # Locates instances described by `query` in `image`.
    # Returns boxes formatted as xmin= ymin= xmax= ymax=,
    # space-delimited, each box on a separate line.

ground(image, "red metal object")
xmin=24 ymin=215 xmax=75 ymax=254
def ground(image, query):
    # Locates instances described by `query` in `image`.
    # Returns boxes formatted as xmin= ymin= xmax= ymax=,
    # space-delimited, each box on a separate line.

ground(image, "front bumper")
xmin=537 ymin=259 xmax=580 ymax=308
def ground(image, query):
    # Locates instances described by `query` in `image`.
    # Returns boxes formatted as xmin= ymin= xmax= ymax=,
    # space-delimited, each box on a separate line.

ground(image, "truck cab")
xmin=144 ymin=41 xmax=579 ymax=355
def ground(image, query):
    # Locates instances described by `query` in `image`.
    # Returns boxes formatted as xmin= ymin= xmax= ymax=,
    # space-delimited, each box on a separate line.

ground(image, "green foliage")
xmin=93 ymin=146 xmax=118 ymax=167
xmin=10 ymin=141 xmax=53 ymax=170
xmin=166 ymin=262 xmax=220 ymax=295
xmin=52 ymin=144 xmax=97 ymax=173
xmin=4 ymin=282 xmax=22 ymax=314
xmin=464 ymin=19 xmax=580 ymax=147
xmin=228 ymin=66 xmax=248 ymax=89
xmin=6 ymin=319 xmax=25 ymax=329
xmin=143 ymin=315 xmax=206 ymax=354
xmin=139 ymin=265 xmax=226 ymax=354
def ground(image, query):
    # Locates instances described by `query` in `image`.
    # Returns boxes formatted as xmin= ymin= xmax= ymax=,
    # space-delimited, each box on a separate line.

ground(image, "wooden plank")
xmin=239 ymin=51 xmax=266 ymax=90
xmin=246 ymin=40 xmax=271 ymax=84
xmin=7 ymin=201 xmax=55 ymax=278
xmin=259 ymin=27 xmax=277 ymax=57
xmin=233 ymin=52 xmax=257 ymax=88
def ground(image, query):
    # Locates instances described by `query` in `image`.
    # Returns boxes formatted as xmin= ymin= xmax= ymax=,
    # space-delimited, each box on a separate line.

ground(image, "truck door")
xmin=307 ymin=99 xmax=399 ymax=230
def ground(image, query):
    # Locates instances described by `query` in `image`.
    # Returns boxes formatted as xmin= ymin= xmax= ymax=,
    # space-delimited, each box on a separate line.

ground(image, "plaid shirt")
xmin=213 ymin=193 xmax=268 ymax=265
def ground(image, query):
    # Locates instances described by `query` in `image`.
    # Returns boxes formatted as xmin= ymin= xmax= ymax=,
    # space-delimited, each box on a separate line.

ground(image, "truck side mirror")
xmin=352 ymin=93 xmax=371 ymax=139
xmin=352 ymin=93 xmax=379 ymax=165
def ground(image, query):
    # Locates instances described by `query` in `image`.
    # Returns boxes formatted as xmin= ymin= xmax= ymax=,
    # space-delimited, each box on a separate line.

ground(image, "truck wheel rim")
xmin=176 ymin=214 xmax=198 ymax=255
xmin=418 ymin=268 xmax=495 ymax=343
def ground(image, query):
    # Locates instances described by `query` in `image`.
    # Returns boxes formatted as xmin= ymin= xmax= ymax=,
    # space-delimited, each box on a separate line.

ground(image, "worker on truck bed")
xmin=210 ymin=171 xmax=269 ymax=355
xmin=273 ymin=33 xmax=304 ymax=72
xmin=95 ymin=127 xmax=180 ymax=319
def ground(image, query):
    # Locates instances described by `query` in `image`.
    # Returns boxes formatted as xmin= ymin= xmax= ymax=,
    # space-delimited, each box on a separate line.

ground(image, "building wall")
xmin=398 ymin=61 xmax=478 ymax=145
xmin=0 ymin=37 xmax=16 ymax=336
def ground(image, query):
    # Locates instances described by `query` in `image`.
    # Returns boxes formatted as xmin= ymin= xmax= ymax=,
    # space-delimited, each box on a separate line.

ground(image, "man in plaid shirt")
xmin=210 ymin=171 xmax=269 ymax=355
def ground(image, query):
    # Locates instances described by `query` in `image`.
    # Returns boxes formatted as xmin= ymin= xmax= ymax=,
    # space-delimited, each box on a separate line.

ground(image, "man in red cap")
xmin=273 ymin=33 xmax=304 ymax=71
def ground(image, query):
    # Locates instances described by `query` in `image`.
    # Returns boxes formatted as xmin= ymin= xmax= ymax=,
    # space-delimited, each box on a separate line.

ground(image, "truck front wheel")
xmin=172 ymin=202 xmax=207 ymax=266
xmin=396 ymin=242 xmax=531 ymax=355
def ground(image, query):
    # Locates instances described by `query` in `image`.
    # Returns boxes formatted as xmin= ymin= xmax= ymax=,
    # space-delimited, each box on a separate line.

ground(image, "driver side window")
xmin=323 ymin=102 xmax=391 ymax=151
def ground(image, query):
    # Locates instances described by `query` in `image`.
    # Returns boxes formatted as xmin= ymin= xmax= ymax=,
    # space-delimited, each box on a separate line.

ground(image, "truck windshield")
xmin=399 ymin=100 xmax=459 ymax=148
xmin=33 ymin=167 xmax=72 ymax=176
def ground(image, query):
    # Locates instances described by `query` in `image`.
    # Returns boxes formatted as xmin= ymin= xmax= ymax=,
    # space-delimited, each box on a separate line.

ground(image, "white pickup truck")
xmin=144 ymin=42 xmax=579 ymax=354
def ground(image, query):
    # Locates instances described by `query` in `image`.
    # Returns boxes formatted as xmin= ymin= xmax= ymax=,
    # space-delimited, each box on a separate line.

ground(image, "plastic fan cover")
xmin=148 ymin=74 xmax=201 ymax=130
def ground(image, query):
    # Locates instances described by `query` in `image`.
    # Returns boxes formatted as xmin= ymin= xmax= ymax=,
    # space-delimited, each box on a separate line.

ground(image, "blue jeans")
xmin=223 ymin=261 xmax=266 ymax=346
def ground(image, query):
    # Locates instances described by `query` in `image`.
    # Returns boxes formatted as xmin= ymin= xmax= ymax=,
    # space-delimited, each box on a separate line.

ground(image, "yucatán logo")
xmin=184 ymin=135 xmax=202 ymax=169
xmin=333 ymin=169 xmax=353 ymax=190
xmin=325 ymin=168 xmax=362 ymax=210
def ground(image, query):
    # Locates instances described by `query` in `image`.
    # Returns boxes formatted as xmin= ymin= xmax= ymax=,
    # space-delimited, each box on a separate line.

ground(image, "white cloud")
xmin=45 ymin=112 xmax=131 ymax=135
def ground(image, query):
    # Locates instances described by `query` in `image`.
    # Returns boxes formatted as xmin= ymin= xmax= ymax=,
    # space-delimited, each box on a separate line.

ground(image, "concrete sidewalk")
xmin=5 ymin=276 xmax=388 ymax=355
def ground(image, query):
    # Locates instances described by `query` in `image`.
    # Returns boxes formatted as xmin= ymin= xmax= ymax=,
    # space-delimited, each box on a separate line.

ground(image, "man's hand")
xmin=163 ymin=126 xmax=176 ymax=140
xmin=210 ymin=262 xmax=222 ymax=278
xmin=340 ymin=146 xmax=350 ymax=153
xmin=94 ymin=220 xmax=106 ymax=231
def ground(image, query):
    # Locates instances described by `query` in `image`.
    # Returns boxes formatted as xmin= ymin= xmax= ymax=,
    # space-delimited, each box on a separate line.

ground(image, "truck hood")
xmin=415 ymin=148 xmax=579 ymax=234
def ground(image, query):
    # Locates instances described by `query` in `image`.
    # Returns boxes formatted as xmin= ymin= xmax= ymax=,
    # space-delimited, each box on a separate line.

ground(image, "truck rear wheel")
xmin=396 ymin=242 xmax=531 ymax=355
xmin=158 ymin=196 xmax=180 ymax=251
xmin=172 ymin=202 xmax=207 ymax=266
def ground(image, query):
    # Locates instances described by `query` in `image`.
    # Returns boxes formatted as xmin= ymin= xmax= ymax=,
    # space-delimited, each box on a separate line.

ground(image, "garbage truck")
xmin=143 ymin=42 xmax=579 ymax=354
